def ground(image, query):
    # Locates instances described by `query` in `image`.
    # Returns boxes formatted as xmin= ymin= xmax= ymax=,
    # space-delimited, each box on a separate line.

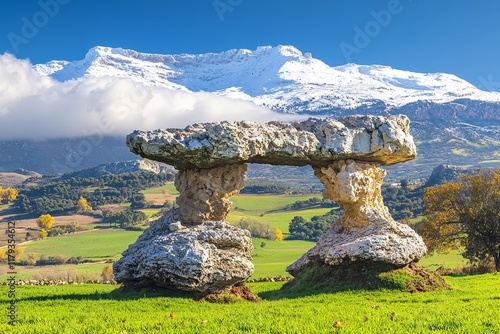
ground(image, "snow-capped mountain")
xmin=2 ymin=45 xmax=495 ymax=177
xmin=33 ymin=45 xmax=500 ymax=117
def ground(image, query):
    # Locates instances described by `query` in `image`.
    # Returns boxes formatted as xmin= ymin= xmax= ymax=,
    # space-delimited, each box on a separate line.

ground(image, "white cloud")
xmin=0 ymin=53 xmax=292 ymax=140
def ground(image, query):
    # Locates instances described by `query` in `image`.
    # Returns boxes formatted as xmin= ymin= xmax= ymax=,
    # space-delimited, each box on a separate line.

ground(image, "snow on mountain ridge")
xmin=32 ymin=45 xmax=500 ymax=112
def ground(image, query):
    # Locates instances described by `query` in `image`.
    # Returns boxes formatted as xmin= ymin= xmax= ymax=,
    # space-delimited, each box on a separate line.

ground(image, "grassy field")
xmin=141 ymin=183 xmax=179 ymax=195
xmin=3 ymin=189 xmax=495 ymax=333
xmin=227 ymin=194 xmax=333 ymax=233
xmin=251 ymin=238 xmax=314 ymax=278
xmin=0 ymin=190 xmax=470 ymax=282
xmin=0 ymin=262 xmax=110 ymax=281
xmin=14 ymin=229 xmax=142 ymax=262
xmin=1 ymin=231 xmax=466 ymax=282
xmin=3 ymin=274 xmax=500 ymax=333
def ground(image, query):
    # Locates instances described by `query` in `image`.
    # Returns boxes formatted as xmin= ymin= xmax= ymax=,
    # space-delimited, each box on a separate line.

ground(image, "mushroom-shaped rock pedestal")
xmin=114 ymin=115 xmax=427 ymax=293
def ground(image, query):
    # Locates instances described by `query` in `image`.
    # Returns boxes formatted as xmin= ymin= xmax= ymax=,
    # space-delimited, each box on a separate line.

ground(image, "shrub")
xmin=233 ymin=218 xmax=276 ymax=239
xmin=101 ymin=264 xmax=115 ymax=282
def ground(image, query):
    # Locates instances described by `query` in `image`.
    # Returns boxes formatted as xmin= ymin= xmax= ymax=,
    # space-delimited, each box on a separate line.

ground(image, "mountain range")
xmin=2 ymin=45 xmax=499 ymax=179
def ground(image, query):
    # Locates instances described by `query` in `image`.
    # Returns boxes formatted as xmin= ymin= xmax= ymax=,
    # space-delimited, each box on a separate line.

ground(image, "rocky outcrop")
xmin=424 ymin=164 xmax=473 ymax=187
xmin=287 ymin=160 xmax=426 ymax=275
xmin=115 ymin=114 xmax=425 ymax=293
xmin=175 ymin=165 xmax=247 ymax=225
xmin=113 ymin=209 xmax=254 ymax=293
xmin=126 ymin=115 xmax=416 ymax=170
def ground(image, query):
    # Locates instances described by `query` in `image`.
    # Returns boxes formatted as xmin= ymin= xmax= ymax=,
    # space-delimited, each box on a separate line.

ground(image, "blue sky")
xmin=1 ymin=0 xmax=500 ymax=90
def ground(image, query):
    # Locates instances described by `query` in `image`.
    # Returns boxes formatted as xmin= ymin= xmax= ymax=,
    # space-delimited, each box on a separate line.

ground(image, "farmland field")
xmin=12 ymin=229 xmax=142 ymax=261
xmin=0 ymin=190 xmax=469 ymax=282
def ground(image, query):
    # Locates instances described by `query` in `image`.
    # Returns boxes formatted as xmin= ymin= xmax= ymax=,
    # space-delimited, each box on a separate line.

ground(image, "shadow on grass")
xmin=16 ymin=286 xmax=197 ymax=303
xmin=0 ymin=210 xmax=35 ymax=222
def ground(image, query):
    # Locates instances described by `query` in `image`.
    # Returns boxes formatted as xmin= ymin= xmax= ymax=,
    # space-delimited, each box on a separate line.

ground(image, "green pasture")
xmin=227 ymin=194 xmax=332 ymax=232
xmin=0 ymin=203 xmax=12 ymax=212
xmin=141 ymin=183 xmax=178 ymax=195
xmin=251 ymin=238 xmax=314 ymax=278
xmin=0 ymin=189 xmax=472 ymax=282
xmin=13 ymin=229 xmax=141 ymax=261
xmin=0 ymin=263 xmax=110 ymax=281
xmin=230 ymin=194 xmax=322 ymax=211
xmin=139 ymin=208 xmax=162 ymax=219
xmin=4 ymin=273 xmax=500 ymax=333
xmin=227 ymin=208 xmax=332 ymax=233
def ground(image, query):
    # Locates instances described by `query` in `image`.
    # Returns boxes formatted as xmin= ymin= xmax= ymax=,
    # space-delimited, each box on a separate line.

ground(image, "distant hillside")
xmin=0 ymin=137 xmax=135 ymax=174
xmin=424 ymin=164 xmax=476 ymax=187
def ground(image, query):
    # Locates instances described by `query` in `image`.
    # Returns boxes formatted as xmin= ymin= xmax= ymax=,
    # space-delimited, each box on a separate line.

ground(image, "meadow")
xmin=1 ymin=188 xmax=491 ymax=334
xmin=3 ymin=274 xmax=500 ymax=333
xmin=0 ymin=191 xmax=467 ymax=282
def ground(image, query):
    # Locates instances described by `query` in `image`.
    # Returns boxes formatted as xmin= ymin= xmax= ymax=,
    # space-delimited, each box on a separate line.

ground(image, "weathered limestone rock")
xmin=314 ymin=160 xmax=391 ymax=229
xmin=175 ymin=165 xmax=247 ymax=225
xmin=115 ymin=114 xmax=425 ymax=292
xmin=126 ymin=115 xmax=416 ymax=169
xmin=113 ymin=209 xmax=254 ymax=293
xmin=286 ymin=160 xmax=427 ymax=276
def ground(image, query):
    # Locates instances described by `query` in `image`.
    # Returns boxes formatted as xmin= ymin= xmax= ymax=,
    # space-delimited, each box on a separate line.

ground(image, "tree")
xmin=288 ymin=211 xmax=339 ymax=242
xmin=37 ymin=214 xmax=54 ymax=230
xmin=77 ymin=196 xmax=92 ymax=213
xmin=101 ymin=264 xmax=114 ymax=282
xmin=102 ymin=209 xmax=147 ymax=228
xmin=233 ymin=218 xmax=276 ymax=239
xmin=26 ymin=253 xmax=37 ymax=266
xmin=418 ymin=168 xmax=500 ymax=271
xmin=275 ymin=229 xmax=284 ymax=241
xmin=39 ymin=229 xmax=48 ymax=239
xmin=14 ymin=246 xmax=24 ymax=262
xmin=130 ymin=193 xmax=147 ymax=209
xmin=0 ymin=187 xmax=17 ymax=204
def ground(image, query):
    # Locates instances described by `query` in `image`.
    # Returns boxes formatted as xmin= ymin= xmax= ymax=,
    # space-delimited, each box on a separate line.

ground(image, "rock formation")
xmin=113 ymin=209 xmax=253 ymax=293
xmin=286 ymin=160 xmax=426 ymax=276
xmin=175 ymin=165 xmax=247 ymax=224
xmin=126 ymin=115 xmax=416 ymax=169
xmin=114 ymin=114 xmax=426 ymax=292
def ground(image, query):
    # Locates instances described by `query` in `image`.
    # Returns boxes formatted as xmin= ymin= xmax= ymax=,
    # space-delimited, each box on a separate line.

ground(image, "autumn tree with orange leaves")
xmin=418 ymin=168 xmax=500 ymax=271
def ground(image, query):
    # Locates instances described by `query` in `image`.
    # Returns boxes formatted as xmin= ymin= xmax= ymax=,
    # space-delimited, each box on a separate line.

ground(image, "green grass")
xmin=228 ymin=194 xmax=332 ymax=232
xmin=230 ymin=194 xmax=322 ymax=211
xmin=408 ymin=216 xmax=424 ymax=224
xmin=0 ymin=202 xmax=13 ymax=212
xmin=418 ymin=250 xmax=468 ymax=270
xmin=139 ymin=208 xmax=161 ymax=219
xmin=251 ymin=238 xmax=313 ymax=278
xmin=0 ymin=263 xmax=110 ymax=281
xmin=13 ymin=229 xmax=141 ymax=261
xmin=227 ymin=208 xmax=332 ymax=233
xmin=4 ymin=274 xmax=500 ymax=333
xmin=0 ymin=236 xmax=468 ymax=282
xmin=141 ymin=183 xmax=178 ymax=195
